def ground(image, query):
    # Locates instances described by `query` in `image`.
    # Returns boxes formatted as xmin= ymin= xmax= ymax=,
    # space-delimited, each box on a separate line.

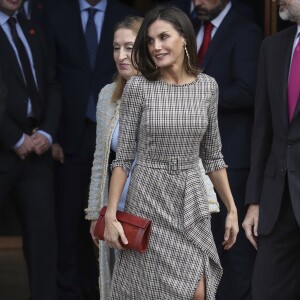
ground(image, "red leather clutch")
xmin=94 ymin=206 xmax=152 ymax=253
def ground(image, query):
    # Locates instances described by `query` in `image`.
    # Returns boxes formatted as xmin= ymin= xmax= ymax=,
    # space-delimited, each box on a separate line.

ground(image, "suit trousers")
xmin=0 ymin=154 xmax=57 ymax=300
xmin=252 ymin=183 xmax=300 ymax=300
xmin=55 ymin=121 xmax=98 ymax=300
xmin=212 ymin=169 xmax=256 ymax=300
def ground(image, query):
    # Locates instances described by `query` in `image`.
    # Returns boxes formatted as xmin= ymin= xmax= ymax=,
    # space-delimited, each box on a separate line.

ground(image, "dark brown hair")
xmin=112 ymin=16 xmax=143 ymax=102
xmin=132 ymin=6 xmax=199 ymax=81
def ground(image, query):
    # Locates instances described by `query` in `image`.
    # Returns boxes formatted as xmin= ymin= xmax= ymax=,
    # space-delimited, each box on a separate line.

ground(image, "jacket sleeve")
xmin=85 ymin=84 xmax=116 ymax=220
xmin=36 ymin=25 xmax=62 ymax=138
xmin=200 ymin=79 xmax=227 ymax=173
xmin=0 ymin=68 xmax=6 ymax=129
xmin=245 ymin=40 xmax=273 ymax=205
xmin=111 ymin=77 xmax=143 ymax=176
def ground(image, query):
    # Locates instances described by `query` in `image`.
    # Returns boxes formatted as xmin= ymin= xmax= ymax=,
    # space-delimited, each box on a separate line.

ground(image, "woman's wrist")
xmin=227 ymin=207 xmax=237 ymax=214
xmin=105 ymin=207 xmax=117 ymax=221
xmin=225 ymin=201 xmax=237 ymax=214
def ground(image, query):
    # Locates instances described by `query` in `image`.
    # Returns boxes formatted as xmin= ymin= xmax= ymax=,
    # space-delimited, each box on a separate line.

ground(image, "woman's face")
xmin=146 ymin=20 xmax=185 ymax=71
xmin=113 ymin=28 xmax=138 ymax=80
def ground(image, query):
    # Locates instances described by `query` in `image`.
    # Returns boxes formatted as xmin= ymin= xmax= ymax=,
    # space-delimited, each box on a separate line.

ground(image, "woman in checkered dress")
xmin=104 ymin=6 xmax=239 ymax=300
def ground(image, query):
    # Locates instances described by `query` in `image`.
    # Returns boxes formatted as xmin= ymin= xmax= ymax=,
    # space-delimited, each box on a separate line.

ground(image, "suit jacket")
xmin=30 ymin=0 xmax=47 ymax=25
xmin=0 ymin=15 xmax=61 ymax=171
xmin=45 ymin=0 xmax=139 ymax=154
xmin=199 ymin=8 xmax=262 ymax=169
xmin=245 ymin=25 xmax=300 ymax=234
xmin=0 ymin=67 xmax=6 ymax=129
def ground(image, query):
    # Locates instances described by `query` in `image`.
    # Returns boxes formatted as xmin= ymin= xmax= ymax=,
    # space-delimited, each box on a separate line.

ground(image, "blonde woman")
xmin=85 ymin=16 xmax=143 ymax=299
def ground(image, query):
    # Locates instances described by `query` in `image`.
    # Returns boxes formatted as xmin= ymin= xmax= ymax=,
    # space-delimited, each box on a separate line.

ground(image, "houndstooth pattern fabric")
xmin=110 ymin=74 xmax=226 ymax=300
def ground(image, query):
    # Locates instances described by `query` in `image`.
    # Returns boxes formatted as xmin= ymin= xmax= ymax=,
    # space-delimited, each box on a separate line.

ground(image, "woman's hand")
xmin=104 ymin=214 xmax=128 ymax=250
xmin=222 ymin=209 xmax=239 ymax=250
xmin=90 ymin=220 xmax=99 ymax=248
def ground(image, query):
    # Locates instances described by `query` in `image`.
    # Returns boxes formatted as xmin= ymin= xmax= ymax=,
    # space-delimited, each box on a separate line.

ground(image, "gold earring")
xmin=184 ymin=44 xmax=190 ymax=62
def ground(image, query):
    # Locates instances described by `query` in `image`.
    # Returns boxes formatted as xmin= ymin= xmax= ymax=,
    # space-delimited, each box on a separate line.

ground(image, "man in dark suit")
xmin=182 ymin=1 xmax=262 ymax=299
xmin=45 ymin=1 xmax=138 ymax=299
xmin=0 ymin=0 xmax=61 ymax=299
xmin=243 ymin=0 xmax=300 ymax=299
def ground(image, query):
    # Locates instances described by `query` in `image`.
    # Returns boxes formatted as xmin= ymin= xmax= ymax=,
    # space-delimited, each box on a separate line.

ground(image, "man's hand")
xmin=31 ymin=133 xmax=50 ymax=155
xmin=14 ymin=134 xmax=35 ymax=160
xmin=51 ymin=143 xmax=64 ymax=163
xmin=242 ymin=204 xmax=259 ymax=249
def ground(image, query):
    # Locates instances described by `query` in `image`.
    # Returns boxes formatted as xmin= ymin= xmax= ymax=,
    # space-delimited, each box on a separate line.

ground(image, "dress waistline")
xmin=136 ymin=156 xmax=199 ymax=174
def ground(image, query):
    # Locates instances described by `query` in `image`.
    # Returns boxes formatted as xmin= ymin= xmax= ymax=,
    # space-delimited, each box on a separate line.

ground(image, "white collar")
xmin=78 ymin=0 xmax=107 ymax=12
xmin=210 ymin=2 xmax=232 ymax=29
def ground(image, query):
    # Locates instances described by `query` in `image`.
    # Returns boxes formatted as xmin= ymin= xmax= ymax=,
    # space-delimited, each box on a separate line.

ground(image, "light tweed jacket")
xmin=85 ymin=82 xmax=119 ymax=299
xmin=85 ymin=81 xmax=219 ymax=299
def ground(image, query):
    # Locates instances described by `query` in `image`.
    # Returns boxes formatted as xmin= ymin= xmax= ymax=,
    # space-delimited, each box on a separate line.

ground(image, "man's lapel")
xmin=289 ymin=33 xmax=300 ymax=122
xmin=292 ymin=94 xmax=300 ymax=121
xmin=30 ymin=0 xmax=44 ymax=20
xmin=279 ymin=27 xmax=295 ymax=128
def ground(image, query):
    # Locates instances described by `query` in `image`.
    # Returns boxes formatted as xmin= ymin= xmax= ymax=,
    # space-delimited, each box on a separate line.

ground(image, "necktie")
xmin=288 ymin=37 xmax=300 ymax=121
xmin=85 ymin=8 xmax=98 ymax=122
xmin=85 ymin=8 xmax=98 ymax=68
xmin=197 ymin=22 xmax=213 ymax=65
xmin=8 ymin=17 xmax=41 ymax=119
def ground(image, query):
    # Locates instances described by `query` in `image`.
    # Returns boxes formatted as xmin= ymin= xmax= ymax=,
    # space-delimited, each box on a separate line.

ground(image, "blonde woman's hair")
xmin=112 ymin=16 xmax=143 ymax=102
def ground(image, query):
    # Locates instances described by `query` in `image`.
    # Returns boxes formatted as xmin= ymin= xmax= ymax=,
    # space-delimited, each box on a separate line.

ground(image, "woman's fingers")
xmin=92 ymin=237 xmax=99 ymax=248
xmin=223 ymin=222 xmax=239 ymax=250
xmin=104 ymin=220 xmax=127 ymax=250
xmin=90 ymin=221 xmax=99 ymax=247
xmin=113 ymin=221 xmax=128 ymax=245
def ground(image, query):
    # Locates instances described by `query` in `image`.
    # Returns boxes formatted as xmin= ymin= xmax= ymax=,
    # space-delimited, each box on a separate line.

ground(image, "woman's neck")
xmin=160 ymin=66 xmax=195 ymax=85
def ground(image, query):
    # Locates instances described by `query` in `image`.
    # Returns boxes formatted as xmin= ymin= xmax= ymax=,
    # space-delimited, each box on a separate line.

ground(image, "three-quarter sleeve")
xmin=200 ymin=79 xmax=227 ymax=173
xmin=111 ymin=76 xmax=144 ymax=175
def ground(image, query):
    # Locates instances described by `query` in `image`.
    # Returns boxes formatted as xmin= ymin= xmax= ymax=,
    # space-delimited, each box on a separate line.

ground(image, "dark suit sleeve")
xmin=36 ymin=26 xmax=62 ymax=138
xmin=0 ymin=67 xmax=24 ymax=149
xmin=219 ymin=22 xmax=263 ymax=110
xmin=0 ymin=115 xmax=24 ymax=149
xmin=0 ymin=68 xmax=6 ymax=128
xmin=245 ymin=40 xmax=273 ymax=205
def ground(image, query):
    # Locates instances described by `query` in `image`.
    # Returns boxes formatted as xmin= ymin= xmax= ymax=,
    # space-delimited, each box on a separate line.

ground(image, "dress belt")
xmin=137 ymin=156 xmax=199 ymax=174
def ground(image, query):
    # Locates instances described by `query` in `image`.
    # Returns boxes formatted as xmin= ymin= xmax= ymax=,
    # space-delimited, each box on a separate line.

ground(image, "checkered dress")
xmin=110 ymin=74 xmax=226 ymax=300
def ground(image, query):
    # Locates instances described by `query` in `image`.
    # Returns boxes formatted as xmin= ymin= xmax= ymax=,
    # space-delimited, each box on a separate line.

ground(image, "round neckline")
xmin=158 ymin=75 xmax=199 ymax=87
